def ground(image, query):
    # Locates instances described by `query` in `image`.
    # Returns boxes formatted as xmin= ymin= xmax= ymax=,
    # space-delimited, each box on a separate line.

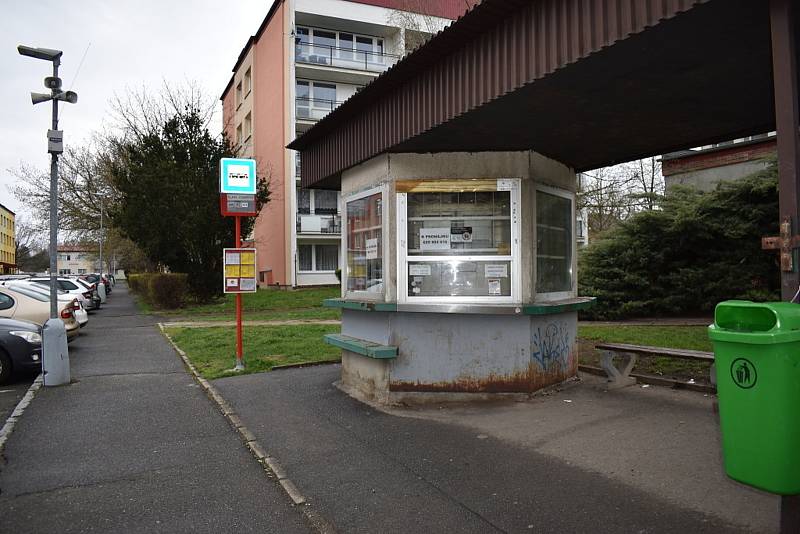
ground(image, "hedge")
xmin=127 ymin=273 xmax=189 ymax=310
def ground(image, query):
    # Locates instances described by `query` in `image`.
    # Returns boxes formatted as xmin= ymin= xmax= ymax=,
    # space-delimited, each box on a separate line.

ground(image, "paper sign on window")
xmin=365 ymin=238 xmax=378 ymax=260
xmin=485 ymin=264 xmax=508 ymax=278
xmin=409 ymin=264 xmax=432 ymax=276
xmin=419 ymin=228 xmax=450 ymax=251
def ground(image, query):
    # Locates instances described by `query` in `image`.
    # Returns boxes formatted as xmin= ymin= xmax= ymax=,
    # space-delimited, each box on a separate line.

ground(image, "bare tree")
xmin=386 ymin=0 xmax=478 ymax=52
xmin=578 ymin=157 xmax=665 ymax=237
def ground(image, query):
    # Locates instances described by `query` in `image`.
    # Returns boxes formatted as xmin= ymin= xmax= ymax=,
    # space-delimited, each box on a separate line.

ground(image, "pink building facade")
xmin=222 ymin=0 xmax=466 ymax=287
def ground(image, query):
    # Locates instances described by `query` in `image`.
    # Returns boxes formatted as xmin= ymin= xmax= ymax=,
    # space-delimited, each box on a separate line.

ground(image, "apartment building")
xmin=0 ymin=204 xmax=15 ymax=274
xmin=221 ymin=0 xmax=467 ymax=287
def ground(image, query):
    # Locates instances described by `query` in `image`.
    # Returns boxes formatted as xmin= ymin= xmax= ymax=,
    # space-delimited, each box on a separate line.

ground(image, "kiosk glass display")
xmin=398 ymin=179 xmax=520 ymax=302
xmin=345 ymin=188 xmax=384 ymax=297
xmin=536 ymin=186 xmax=574 ymax=296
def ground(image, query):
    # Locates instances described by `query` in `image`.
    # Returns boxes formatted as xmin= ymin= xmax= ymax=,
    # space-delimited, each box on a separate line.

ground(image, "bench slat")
xmin=323 ymin=334 xmax=398 ymax=359
xmin=595 ymin=342 xmax=714 ymax=362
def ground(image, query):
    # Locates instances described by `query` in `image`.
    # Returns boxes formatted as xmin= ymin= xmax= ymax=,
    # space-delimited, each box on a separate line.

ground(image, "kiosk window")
xmin=536 ymin=189 xmax=573 ymax=294
xmin=346 ymin=190 xmax=383 ymax=294
xmin=399 ymin=180 xmax=519 ymax=301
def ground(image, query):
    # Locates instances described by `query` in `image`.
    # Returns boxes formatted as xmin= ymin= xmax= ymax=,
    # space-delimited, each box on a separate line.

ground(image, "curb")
xmin=157 ymin=324 xmax=329 ymax=527
xmin=0 ymin=373 xmax=44 ymax=457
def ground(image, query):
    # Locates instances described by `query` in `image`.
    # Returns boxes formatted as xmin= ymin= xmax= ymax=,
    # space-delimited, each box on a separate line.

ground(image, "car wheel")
xmin=0 ymin=351 xmax=11 ymax=385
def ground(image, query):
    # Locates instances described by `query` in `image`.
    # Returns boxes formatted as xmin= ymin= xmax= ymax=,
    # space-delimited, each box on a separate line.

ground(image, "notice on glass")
xmin=419 ymin=228 xmax=450 ymax=251
xmin=366 ymin=238 xmax=378 ymax=260
xmin=409 ymin=264 xmax=432 ymax=276
xmin=485 ymin=264 xmax=508 ymax=278
xmin=497 ymin=179 xmax=515 ymax=191
xmin=488 ymin=279 xmax=502 ymax=295
xmin=450 ymin=226 xmax=473 ymax=243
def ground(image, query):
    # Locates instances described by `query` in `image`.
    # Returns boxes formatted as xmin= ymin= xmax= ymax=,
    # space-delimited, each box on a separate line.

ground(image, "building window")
xmin=244 ymin=67 xmax=252 ymax=96
xmin=345 ymin=187 xmax=383 ymax=296
xmin=298 ymin=244 xmax=339 ymax=273
xmin=295 ymin=26 xmax=388 ymax=69
xmin=236 ymin=81 xmax=242 ymax=108
xmin=314 ymin=189 xmax=338 ymax=215
xmin=236 ymin=123 xmax=243 ymax=145
xmin=316 ymin=245 xmax=339 ymax=271
xmin=78 ymin=269 xmax=86 ymax=274
xmin=59 ymin=269 xmax=71 ymax=275
xmin=398 ymin=179 xmax=520 ymax=303
xmin=536 ymin=186 xmax=574 ymax=296
xmin=296 ymin=80 xmax=339 ymax=121
xmin=297 ymin=188 xmax=311 ymax=214
xmin=244 ymin=112 xmax=252 ymax=140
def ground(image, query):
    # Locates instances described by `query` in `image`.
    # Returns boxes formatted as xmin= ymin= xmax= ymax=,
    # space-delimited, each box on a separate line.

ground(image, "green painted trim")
xmin=323 ymin=333 xmax=398 ymax=359
xmin=323 ymin=299 xmax=398 ymax=312
xmin=522 ymin=298 xmax=596 ymax=315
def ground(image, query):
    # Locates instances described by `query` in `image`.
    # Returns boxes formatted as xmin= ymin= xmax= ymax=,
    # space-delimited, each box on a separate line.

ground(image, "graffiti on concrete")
xmin=531 ymin=321 xmax=573 ymax=371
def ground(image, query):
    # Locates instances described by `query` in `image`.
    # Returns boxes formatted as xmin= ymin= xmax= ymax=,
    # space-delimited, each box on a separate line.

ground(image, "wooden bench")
xmin=595 ymin=342 xmax=715 ymax=390
xmin=323 ymin=334 xmax=398 ymax=359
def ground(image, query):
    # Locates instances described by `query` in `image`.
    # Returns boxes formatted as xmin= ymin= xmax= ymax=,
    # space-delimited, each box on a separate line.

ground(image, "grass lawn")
xmin=165 ymin=324 xmax=341 ymax=380
xmin=577 ymin=325 xmax=713 ymax=382
xmin=146 ymin=286 xmax=341 ymax=322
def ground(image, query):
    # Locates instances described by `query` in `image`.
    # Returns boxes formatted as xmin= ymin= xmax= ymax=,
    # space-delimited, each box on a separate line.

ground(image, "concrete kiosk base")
xmin=338 ymin=307 xmax=580 ymax=405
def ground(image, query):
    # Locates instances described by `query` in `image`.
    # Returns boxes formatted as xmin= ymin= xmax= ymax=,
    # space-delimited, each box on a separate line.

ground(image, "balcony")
xmin=297 ymin=213 xmax=341 ymax=235
xmin=296 ymin=97 xmax=343 ymax=123
xmin=295 ymin=43 xmax=399 ymax=74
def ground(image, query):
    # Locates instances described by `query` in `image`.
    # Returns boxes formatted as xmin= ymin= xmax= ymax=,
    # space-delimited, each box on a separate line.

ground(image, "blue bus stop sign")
xmin=220 ymin=158 xmax=257 ymax=194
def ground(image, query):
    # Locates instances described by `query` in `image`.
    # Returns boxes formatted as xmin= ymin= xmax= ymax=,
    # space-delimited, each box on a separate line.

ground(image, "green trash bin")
xmin=708 ymin=300 xmax=800 ymax=495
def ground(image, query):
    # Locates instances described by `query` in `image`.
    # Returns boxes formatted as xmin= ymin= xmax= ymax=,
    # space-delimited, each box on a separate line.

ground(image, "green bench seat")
xmin=323 ymin=334 xmax=398 ymax=359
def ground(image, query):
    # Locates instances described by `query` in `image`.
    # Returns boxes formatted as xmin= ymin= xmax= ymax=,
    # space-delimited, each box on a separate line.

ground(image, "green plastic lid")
xmin=708 ymin=300 xmax=800 ymax=344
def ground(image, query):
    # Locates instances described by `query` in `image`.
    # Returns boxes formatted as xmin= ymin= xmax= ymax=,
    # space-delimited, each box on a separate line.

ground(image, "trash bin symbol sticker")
xmin=730 ymin=358 xmax=757 ymax=389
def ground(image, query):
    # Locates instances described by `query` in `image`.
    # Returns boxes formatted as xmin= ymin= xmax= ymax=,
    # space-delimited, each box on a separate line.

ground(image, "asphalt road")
xmin=0 ymin=284 xmax=310 ymax=533
xmin=216 ymin=366 xmax=753 ymax=534
xmin=0 ymin=374 xmax=35 ymax=424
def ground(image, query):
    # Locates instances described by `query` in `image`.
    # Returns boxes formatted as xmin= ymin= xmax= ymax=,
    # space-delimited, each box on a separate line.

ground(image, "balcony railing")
xmin=295 ymin=42 xmax=399 ymax=74
xmin=296 ymin=97 xmax=343 ymax=122
xmin=297 ymin=213 xmax=341 ymax=235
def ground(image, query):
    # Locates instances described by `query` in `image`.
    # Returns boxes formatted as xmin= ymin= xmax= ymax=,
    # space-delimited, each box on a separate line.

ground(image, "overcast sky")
xmin=0 ymin=0 xmax=268 ymax=217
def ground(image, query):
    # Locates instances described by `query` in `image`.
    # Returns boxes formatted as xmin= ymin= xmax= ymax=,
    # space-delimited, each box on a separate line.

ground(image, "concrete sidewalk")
xmin=215 ymin=366 xmax=779 ymax=533
xmin=0 ymin=284 xmax=310 ymax=533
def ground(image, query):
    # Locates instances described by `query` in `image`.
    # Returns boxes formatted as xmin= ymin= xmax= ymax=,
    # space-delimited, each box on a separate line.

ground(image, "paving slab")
xmin=215 ymin=365 xmax=772 ymax=533
xmin=0 ymin=284 xmax=309 ymax=534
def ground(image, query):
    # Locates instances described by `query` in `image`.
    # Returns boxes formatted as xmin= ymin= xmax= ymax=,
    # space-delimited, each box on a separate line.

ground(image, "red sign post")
xmin=220 ymin=158 xmax=258 ymax=371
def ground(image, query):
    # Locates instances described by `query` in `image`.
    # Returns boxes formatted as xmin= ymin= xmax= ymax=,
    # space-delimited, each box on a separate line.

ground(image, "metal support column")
xmin=770 ymin=1 xmax=800 ymax=531
xmin=771 ymin=0 xmax=800 ymax=301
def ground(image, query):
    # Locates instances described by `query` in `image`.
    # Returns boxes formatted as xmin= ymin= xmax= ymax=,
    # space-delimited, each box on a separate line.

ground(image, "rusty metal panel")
xmin=294 ymin=0 xmax=710 ymax=188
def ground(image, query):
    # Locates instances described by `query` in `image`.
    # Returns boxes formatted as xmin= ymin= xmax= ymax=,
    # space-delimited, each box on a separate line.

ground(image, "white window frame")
xmin=397 ymin=179 xmax=522 ymax=304
xmin=342 ymin=184 xmax=387 ymax=301
xmin=298 ymin=243 xmax=339 ymax=274
xmin=534 ymin=183 xmax=577 ymax=302
xmin=296 ymin=26 xmax=386 ymax=64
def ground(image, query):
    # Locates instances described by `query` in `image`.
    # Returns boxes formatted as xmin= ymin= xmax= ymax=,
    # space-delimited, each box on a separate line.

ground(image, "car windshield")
xmin=6 ymin=285 xmax=49 ymax=302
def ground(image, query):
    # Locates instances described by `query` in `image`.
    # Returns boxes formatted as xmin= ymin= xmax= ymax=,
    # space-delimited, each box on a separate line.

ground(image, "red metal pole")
xmin=235 ymin=216 xmax=243 ymax=369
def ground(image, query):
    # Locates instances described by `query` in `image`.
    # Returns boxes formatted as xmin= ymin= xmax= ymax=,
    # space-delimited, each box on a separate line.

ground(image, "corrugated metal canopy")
xmin=290 ymin=0 xmax=796 ymax=189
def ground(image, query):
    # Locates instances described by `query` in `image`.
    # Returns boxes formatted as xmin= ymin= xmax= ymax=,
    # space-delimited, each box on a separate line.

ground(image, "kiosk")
xmin=323 ymin=151 xmax=593 ymax=404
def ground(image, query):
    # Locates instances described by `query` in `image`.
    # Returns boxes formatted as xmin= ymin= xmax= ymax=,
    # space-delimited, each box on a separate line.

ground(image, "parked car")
xmin=81 ymin=273 xmax=111 ymax=297
xmin=29 ymin=277 xmax=99 ymax=311
xmin=70 ymin=277 xmax=102 ymax=310
xmin=4 ymin=282 xmax=89 ymax=328
xmin=0 ymin=317 xmax=42 ymax=385
xmin=0 ymin=286 xmax=80 ymax=340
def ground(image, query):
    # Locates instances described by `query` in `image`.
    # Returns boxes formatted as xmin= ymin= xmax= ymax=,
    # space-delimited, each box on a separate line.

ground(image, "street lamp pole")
xmin=48 ymin=57 xmax=59 ymax=319
xmin=18 ymin=44 xmax=78 ymax=387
